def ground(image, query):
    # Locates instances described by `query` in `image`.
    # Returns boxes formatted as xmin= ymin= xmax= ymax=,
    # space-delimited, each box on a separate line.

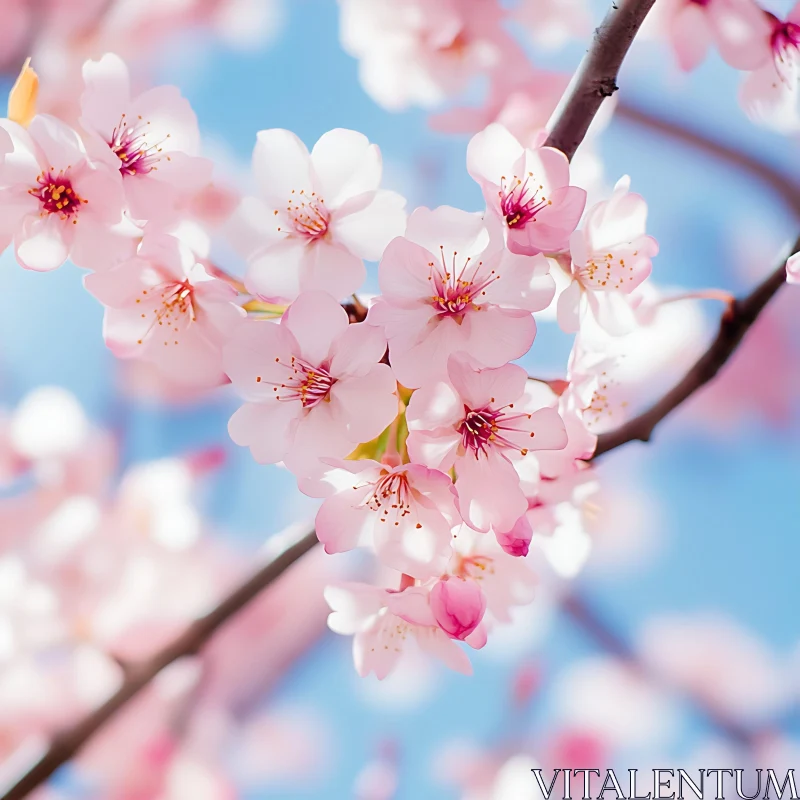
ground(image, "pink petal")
xmin=330 ymin=364 xmax=398 ymax=444
xmin=329 ymin=322 xmax=387 ymax=377
xmin=467 ymin=122 xmax=525 ymax=189
xmin=331 ymin=189 xmax=407 ymax=260
xmin=299 ymin=239 xmax=366 ymax=300
xmin=455 ymin=451 xmax=527 ymax=533
xmin=282 ymin=291 xmax=349 ymax=365
xmin=228 ymin=401 xmax=298 ymax=464
xmin=315 ymin=487 xmax=374 ymax=554
xmin=310 ymin=128 xmax=381 ymax=207
xmin=245 ymin=237 xmax=307 ymax=303
xmin=253 ymin=129 xmax=313 ymax=206
xmin=447 ymin=356 xmax=527 ymax=410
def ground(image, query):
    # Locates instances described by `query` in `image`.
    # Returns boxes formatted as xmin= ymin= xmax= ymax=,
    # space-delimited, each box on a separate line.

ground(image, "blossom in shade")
xmin=324 ymin=581 xmax=483 ymax=679
xmin=407 ymin=354 xmax=568 ymax=534
xmin=80 ymin=53 xmax=213 ymax=226
xmin=84 ymin=232 xmax=244 ymax=386
xmin=223 ymin=291 xmax=397 ymax=490
xmin=449 ymin=524 xmax=537 ymax=621
xmin=429 ymin=576 xmax=486 ymax=640
xmin=231 ymin=128 xmax=406 ymax=303
xmin=739 ymin=5 xmax=800 ymax=133
xmin=467 ymin=122 xmax=586 ymax=256
xmin=369 ymin=205 xmax=554 ymax=387
xmin=315 ymin=459 xmax=459 ymax=579
xmin=658 ymin=0 xmax=772 ymax=72
xmin=0 ymin=115 xmax=125 ymax=271
xmin=558 ymin=176 xmax=659 ymax=335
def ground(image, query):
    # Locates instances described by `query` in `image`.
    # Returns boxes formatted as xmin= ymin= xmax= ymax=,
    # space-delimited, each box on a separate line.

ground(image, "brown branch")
xmin=544 ymin=0 xmax=657 ymax=160
xmin=615 ymin=102 xmax=800 ymax=218
xmin=594 ymin=236 xmax=800 ymax=457
xmin=0 ymin=528 xmax=319 ymax=800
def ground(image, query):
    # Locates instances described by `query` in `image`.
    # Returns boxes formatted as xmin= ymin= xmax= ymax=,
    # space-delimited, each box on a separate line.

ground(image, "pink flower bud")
xmin=430 ymin=577 xmax=486 ymax=640
xmin=495 ymin=514 xmax=533 ymax=557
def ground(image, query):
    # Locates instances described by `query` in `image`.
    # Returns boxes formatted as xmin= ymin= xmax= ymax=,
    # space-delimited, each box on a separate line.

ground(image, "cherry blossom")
xmin=84 ymin=232 xmax=245 ymax=386
xmin=657 ymin=0 xmax=772 ymax=72
xmin=557 ymin=176 xmax=659 ymax=334
xmin=0 ymin=115 xmax=126 ymax=271
xmin=315 ymin=459 xmax=459 ymax=579
xmin=467 ymin=123 xmax=587 ymax=256
xmin=369 ymin=205 xmax=554 ymax=387
xmin=407 ymin=354 xmax=568 ymax=533
xmin=739 ymin=4 xmax=800 ymax=133
xmin=429 ymin=576 xmax=486 ymax=640
xmin=223 ymin=291 xmax=397 ymax=489
xmin=231 ymin=127 xmax=406 ymax=303
xmin=324 ymin=580 xmax=484 ymax=679
xmin=338 ymin=0 xmax=509 ymax=111
xmin=79 ymin=53 xmax=213 ymax=226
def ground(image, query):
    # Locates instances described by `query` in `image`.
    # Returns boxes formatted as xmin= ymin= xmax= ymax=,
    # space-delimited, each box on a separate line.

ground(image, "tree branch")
xmin=0 ymin=528 xmax=319 ymax=800
xmin=562 ymin=593 xmax=760 ymax=747
xmin=615 ymin=102 xmax=800 ymax=217
xmin=594 ymin=236 xmax=799 ymax=457
xmin=544 ymin=0 xmax=657 ymax=160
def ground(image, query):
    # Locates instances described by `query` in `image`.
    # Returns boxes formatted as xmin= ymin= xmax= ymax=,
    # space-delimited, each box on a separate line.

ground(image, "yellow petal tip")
xmin=8 ymin=58 xmax=39 ymax=128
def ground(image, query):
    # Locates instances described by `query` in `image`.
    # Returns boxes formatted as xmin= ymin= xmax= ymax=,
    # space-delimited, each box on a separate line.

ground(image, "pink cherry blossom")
xmin=324 ymin=582 xmax=479 ymax=678
xmin=429 ymin=576 xmax=486 ymax=640
xmin=739 ymin=5 xmax=800 ymax=133
xmin=223 ymin=291 xmax=398 ymax=490
xmin=467 ymin=123 xmax=587 ymax=256
xmin=407 ymin=354 xmax=568 ymax=533
xmin=0 ymin=115 xmax=126 ymax=271
xmin=449 ymin=524 xmax=537 ymax=623
xmin=788 ymin=251 xmax=800 ymax=283
xmin=431 ymin=66 xmax=569 ymax=149
xmin=84 ymin=232 xmax=245 ymax=386
xmin=231 ymin=128 xmax=406 ymax=303
xmin=369 ymin=205 xmax=554 ymax=387
xmin=80 ymin=53 xmax=213 ymax=227
xmin=315 ymin=459 xmax=459 ymax=579
xmin=657 ymin=0 xmax=772 ymax=72
xmin=338 ymin=0 xmax=509 ymax=111
xmin=556 ymin=176 xmax=658 ymax=335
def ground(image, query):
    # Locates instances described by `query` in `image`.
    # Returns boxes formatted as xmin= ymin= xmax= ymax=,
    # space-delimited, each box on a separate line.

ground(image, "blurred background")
xmin=0 ymin=0 xmax=799 ymax=798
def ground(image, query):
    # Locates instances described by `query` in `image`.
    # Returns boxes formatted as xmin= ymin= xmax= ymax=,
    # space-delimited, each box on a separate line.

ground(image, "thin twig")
xmin=593 ymin=236 xmax=799 ymax=457
xmin=616 ymin=102 xmax=800 ymax=218
xmin=562 ymin=594 xmax=761 ymax=747
xmin=544 ymin=0 xmax=657 ymax=160
xmin=0 ymin=529 xmax=319 ymax=800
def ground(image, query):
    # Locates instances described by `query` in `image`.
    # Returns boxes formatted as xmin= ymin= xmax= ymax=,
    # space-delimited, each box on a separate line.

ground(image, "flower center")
xmin=135 ymin=280 xmax=196 ymax=347
xmin=429 ymin=246 xmax=499 ymax=317
xmin=108 ymin=114 xmax=169 ymax=176
xmin=455 ymin=553 xmax=495 ymax=580
xmin=457 ymin=403 xmax=534 ymax=458
xmin=499 ymin=172 xmax=551 ymax=229
xmin=277 ymin=189 xmax=329 ymax=239
xmin=365 ymin=471 xmax=414 ymax=526
xmin=29 ymin=171 xmax=86 ymax=222
xmin=771 ymin=19 xmax=800 ymax=79
xmin=264 ymin=356 xmax=335 ymax=408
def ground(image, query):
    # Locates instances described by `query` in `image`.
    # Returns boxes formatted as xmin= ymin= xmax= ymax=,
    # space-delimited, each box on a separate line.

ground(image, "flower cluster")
xmin=338 ymin=0 xmax=800 ymax=134
xmin=0 ymin=50 xmax=665 ymax=676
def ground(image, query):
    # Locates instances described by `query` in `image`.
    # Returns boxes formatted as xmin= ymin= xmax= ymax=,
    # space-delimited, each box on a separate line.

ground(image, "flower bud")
xmin=430 ymin=576 xmax=486 ymax=640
